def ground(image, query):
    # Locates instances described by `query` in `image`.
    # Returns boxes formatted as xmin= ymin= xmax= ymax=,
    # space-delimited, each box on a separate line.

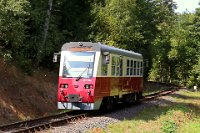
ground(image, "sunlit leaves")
xmin=89 ymin=0 xmax=142 ymax=49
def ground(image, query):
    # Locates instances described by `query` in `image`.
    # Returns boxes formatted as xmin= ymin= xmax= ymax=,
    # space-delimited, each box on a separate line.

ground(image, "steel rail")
xmin=142 ymin=87 xmax=179 ymax=101
xmin=0 ymin=111 xmax=87 ymax=133
xmin=0 ymin=112 xmax=68 ymax=131
xmin=11 ymin=114 xmax=87 ymax=133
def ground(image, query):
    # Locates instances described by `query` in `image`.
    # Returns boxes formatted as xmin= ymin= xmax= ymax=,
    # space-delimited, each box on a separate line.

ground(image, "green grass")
xmin=87 ymin=90 xmax=200 ymax=133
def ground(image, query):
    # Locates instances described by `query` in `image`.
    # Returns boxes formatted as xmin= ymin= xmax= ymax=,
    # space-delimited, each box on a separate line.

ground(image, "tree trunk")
xmin=37 ymin=0 xmax=53 ymax=65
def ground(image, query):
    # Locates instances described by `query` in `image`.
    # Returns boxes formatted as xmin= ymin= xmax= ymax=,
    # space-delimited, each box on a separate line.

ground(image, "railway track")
xmin=143 ymin=87 xmax=179 ymax=101
xmin=0 ymin=86 xmax=179 ymax=133
xmin=0 ymin=111 xmax=87 ymax=133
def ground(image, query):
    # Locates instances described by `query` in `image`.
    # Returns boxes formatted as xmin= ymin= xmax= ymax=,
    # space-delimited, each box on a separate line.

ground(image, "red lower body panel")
xmin=57 ymin=76 xmax=143 ymax=110
xmin=95 ymin=77 xmax=143 ymax=99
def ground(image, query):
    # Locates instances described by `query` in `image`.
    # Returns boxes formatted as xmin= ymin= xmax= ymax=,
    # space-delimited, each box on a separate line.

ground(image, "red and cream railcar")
xmin=55 ymin=42 xmax=143 ymax=110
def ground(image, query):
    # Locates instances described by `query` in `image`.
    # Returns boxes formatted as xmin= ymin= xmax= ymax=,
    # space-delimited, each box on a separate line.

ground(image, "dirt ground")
xmin=0 ymin=58 xmax=59 ymax=126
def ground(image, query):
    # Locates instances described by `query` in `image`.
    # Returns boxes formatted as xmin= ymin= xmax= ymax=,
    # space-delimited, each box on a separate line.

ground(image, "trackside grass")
xmin=87 ymin=89 xmax=200 ymax=133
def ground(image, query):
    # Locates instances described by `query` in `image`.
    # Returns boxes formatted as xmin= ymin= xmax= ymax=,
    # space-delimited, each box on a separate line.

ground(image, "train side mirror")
xmin=53 ymin=52 xmax=61 ymax=63
xmin=53 ymin=54 xmax=57 ymax=62
xmin=105 ymin=55 xmax=110 ymax=64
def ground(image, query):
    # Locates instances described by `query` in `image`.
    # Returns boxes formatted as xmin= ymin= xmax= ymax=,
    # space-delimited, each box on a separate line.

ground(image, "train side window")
xmin=134 ymin=61 xmax=136 ymax=75
xmin=120 ymin=57 xmax=123 ymax=76
xmin=140 ymin=61 xmax=143 ymax=76
xmin=130 ymin=60 xmax=133 ymax=75
xmin=116 ymin=58 xmax=120 ymax=76
xmin=126 ymin=59 xmax=130 ymax=75
xmin=101 ymin=56 xmax=108 ymax=76
xmin=137 ymin=61 xmax=140 ymax=75
xmin=111 ymin=56 xmax=116 ymax=76
xmin=112 ymin=56 xmax=121 ymax=76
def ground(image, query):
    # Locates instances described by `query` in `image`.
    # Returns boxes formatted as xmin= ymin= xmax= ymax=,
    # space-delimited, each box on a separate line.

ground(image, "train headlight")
xmin=60 ymin=84 xmax=68 ymax=88
xmin=84 ymin=84 xmax=93 ymax=89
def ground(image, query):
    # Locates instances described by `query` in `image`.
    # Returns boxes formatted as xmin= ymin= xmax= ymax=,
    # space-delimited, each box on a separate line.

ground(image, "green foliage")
xmin=169 ymin=13 xmax=198 ymax=86
xmin=148 ymin=1 xmax=176 ymax=82
xmin=26 ymin=0 xmax=92 ymax=66
xmin=188 ymin=8 xmax=200 ymax=87
xmin=90 ymin=0 xmax=178 ymax=79
xmin=162 ymin=120 xmax=177 ymax=133
xmin=2 ymin=51 xmax=12 ymax=62
xmin=89 ymin=0 xmax=143 ymax=49
xmin=0 ymin=0 xmax=30 ymax=53
xmin=193 ymin=58 xmax=200 ymax=86
xmin=149 ymin=6 xmax=200 ymax=87
xmin=17 ymin=54 xmax=33 ymax=75
xmin=0 ymin=0 xmax=200 ymax=88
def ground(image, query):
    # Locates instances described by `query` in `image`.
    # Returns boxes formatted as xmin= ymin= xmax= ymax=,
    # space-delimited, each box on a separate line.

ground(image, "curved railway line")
xmin=0 ymin=84 xmax=180 ymax=133
xmin=143 ymin=88 xmax=179 ymax=101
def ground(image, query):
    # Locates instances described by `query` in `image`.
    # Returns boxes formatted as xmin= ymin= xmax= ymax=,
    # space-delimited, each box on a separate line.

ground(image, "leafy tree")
xmin=0 ymin=0 xmax=30 ymax=58
xmin=1 ymin=0 xmax=199 ymax=88
xmin=187 ymin=7 xmax=200 ymax=87
xmin=149 ymin=5 xmax=200 ymax=87
xmin=168 ymin=13 xmax=197 ymax=86
xmin=23 ymin=0 xmax=91 ymax=67
xmin=90 ymin=0 xmax=177 ymax=79
xmin=135 ymin=0 xmax=176 ymax=78
xmin=89 ymin=0 xmax=142 ymax=49
xmin=147 ymin=0 xmax=176 ymax=82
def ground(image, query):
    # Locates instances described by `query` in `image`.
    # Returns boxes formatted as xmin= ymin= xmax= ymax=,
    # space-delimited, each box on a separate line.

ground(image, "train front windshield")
xmin=62 ymin=52 xmax=95 ymax=78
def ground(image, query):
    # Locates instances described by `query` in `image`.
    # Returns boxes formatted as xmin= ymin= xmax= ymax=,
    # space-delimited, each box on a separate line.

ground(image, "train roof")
xmin=62 ymin=42 xmax=143 ymax=59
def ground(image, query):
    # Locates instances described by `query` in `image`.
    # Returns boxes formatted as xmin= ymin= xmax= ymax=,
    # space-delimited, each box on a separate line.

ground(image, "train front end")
xmin=57 ymin=42 xmax=100 ymax=110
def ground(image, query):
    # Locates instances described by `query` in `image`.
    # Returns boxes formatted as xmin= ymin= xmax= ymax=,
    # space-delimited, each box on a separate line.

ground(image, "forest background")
xmin=0 ymin=0 xmax=200 ymax=88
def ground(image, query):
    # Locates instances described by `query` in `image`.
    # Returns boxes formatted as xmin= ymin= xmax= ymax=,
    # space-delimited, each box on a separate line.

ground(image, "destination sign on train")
xmin=69 ymin=46 xmax=93 ymax=51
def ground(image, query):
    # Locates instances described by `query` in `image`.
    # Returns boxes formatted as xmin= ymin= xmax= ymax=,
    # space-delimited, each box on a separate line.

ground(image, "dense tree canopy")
xmin=0 ymin=0 xmax=200 ymax=87
xmin=0 ymin=0 xmax=29 ymax=57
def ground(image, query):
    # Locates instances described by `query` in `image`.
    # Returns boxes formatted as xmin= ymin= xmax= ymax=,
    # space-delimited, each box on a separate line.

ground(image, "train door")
xmin=122 ymin=58 xmax=132 ymax=93
xmin=119 ymin=56 xmax=123 ymax=98
xmin=100 ymin=54 xmax=110 ymax=96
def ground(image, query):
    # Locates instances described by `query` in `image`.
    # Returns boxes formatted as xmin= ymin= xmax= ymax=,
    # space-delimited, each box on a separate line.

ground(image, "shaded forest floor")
xmin=0 ymin=58 xmax=58 ymax=125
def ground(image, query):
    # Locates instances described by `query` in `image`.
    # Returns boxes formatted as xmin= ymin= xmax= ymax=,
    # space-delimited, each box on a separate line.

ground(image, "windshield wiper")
xmin=76 ymin=64 xmax=90 ymax=81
